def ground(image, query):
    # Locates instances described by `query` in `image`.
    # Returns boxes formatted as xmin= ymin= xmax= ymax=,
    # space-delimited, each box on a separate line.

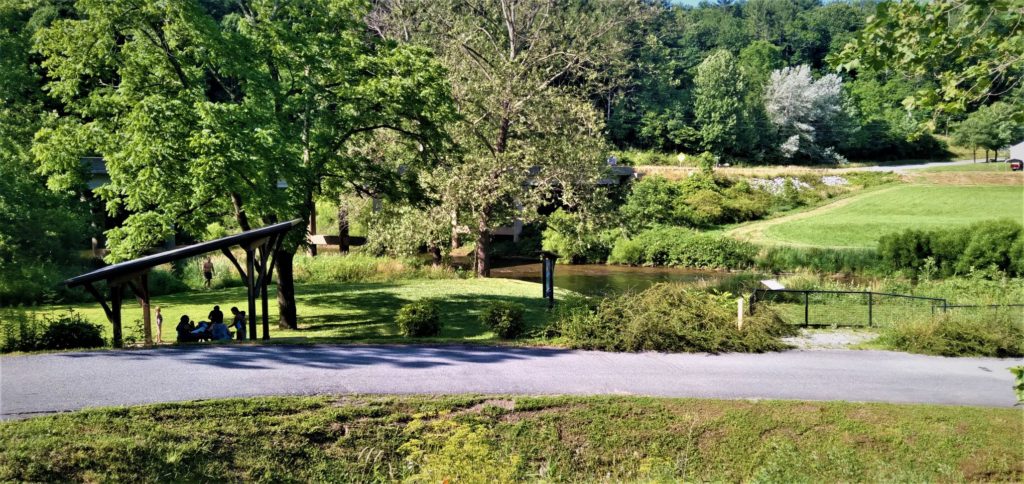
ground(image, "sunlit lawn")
xmin=39 ymin=278 xmax=570 ymax=346
xmin=762 ymin=184 xmax=1024 ymax=248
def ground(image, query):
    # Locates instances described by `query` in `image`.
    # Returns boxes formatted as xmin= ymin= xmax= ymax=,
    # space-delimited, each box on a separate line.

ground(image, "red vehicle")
xmin=1010 ymin=159 xmax=1023 ymax=172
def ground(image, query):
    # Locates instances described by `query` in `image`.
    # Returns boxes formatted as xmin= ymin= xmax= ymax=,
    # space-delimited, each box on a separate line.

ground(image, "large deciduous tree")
xmin=835 ymin=0 xmax=1024 ymax=119
xmin=764 ymin=64 xmax=846 ymax=163
xmin=32 ymin=0 xmax=454 ymax=327
xmin=371 ymin=0 xmax=641 ymax=276
xmin=694 ymin=49 xmax=746 ymax=159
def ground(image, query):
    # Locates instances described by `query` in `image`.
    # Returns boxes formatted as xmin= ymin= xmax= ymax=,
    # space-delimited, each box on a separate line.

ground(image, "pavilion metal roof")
xmin=65 ymin=219 xmax=302 ymax=288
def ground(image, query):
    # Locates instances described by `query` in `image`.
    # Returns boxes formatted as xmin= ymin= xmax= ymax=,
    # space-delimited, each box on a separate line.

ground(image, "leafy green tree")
xmin=373 ymin=0 xmax=639 ymax=276
xmin=835 ymin=0 xmax=1024 ymax=119
xmin=953 ymin=102 xmax=1024 ymax=162
xmin=0 ymin=1 xmax=88 ymax=303
xmin=694 ymin=50 xmax=746 ymax=158
xmin=32 ymin=0 xmax=454 ymax=326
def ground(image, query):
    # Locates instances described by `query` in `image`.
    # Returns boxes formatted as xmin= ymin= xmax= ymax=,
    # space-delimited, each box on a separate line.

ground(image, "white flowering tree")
xmin=764 ymin=65 xmax=847 ymax=163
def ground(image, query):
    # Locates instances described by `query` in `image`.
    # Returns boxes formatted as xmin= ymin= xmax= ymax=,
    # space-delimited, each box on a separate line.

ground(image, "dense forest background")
xmin=1 ymin=0 xmax=1021 ymax=307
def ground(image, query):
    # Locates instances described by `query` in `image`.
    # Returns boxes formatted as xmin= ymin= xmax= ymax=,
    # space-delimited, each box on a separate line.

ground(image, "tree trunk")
xmin=308 ymin=197 xmax=317 ymax=256
xmin=450 ymin=209 xmax=460 ymax=250
xmin=474 ymin=212 xmax=492 ymax=277
xmin=429 ymin=244 xmax=442 ymax=267
xmin=275 ymin=249 xmax=297 ymax=329
xmin=338 ymin=196 xmax=349 ymax=253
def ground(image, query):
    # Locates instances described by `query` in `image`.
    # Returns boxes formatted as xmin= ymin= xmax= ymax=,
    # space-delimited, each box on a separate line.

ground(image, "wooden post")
xmin=737 ymin=297 xmax=744 ymax=330
xmin=110 ymin=283 xmax=123 ymax=348
xmin=259 ymin=240 xmax=271 ymax=340
xmin=138 ymin=273 xmax=152 ymax=346
xmin=246 ymin=247 xmax=257 ymax=340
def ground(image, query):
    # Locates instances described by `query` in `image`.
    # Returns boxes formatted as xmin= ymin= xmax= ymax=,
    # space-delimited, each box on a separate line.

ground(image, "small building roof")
xmin=65 ymin=220 xmax=302 ymax=288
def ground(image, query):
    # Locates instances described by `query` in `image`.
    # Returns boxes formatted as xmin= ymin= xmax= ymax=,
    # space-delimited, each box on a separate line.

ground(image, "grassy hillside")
xmin=734 ymin=184 xmax=1023 ymax=248
xmin=1 ymin=395 xmax=1020 ymax=482
xmin=34 ymin=279 xmax=566 ymax=346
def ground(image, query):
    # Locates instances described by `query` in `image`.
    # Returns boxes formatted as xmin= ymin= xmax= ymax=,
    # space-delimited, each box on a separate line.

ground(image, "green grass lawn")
xmin=1 ymin=395 xmax=1019 ymax=482
xmin=38 ymin=278 xmax=567 ymax=346
xmin=760 ymin=184 xmax=1024 ymax=248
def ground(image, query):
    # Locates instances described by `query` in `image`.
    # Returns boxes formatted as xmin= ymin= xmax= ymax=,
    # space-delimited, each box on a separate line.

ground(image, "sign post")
xmin=539 ymin=251 xmax=560 ymax=309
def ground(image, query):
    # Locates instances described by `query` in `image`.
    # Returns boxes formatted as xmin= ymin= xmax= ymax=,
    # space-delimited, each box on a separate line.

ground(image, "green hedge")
xmin=878 ymin=220 xmax=1023 ymax=277
xmin=608 ymin=227 xmax=756 ymax=269
xmin=1 ymin=310 xmax=105 ymax=353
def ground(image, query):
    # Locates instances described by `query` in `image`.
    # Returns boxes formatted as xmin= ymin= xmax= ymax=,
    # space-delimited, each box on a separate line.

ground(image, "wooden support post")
xmin=259 ymin=238 xmax=271 ymax=340
xmin=136 ymin=273 xmax=153 ymax=346
xmin=110 ymin=283 xmax=123 ymax=348
xmin=246 ymin=247 xmax=257 ymax=340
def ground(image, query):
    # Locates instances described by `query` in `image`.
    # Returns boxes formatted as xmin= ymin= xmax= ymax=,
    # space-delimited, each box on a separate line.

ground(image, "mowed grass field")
xmin=35 ymin=278 xmax=566 ymax=346
xmin=2 ymin=395 xmax=1020 ymax=482
xmin=735 ymin=184 xmax=1024 ymax=248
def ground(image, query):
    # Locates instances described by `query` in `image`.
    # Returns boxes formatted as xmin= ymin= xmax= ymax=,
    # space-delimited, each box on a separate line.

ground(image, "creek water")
xmin=485 ymin=258 xmax=742 ymax=296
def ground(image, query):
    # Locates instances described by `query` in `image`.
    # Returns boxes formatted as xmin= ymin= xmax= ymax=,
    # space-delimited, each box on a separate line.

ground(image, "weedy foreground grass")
xmin=1 ymin=395 xmax=1020 ymax=482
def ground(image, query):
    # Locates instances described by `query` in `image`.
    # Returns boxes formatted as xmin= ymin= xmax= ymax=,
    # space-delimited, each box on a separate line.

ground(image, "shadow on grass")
xmin=54 ymin=342 xmax=570 ymax=371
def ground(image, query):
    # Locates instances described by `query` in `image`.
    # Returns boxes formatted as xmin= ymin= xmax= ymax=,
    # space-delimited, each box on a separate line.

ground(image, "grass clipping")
xmin=554 ymin=283 xmax=796 ymax=353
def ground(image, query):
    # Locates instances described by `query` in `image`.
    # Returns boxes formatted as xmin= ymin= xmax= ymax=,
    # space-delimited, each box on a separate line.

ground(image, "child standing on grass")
xmin=155 ymin=307 xmax=163 ymax=344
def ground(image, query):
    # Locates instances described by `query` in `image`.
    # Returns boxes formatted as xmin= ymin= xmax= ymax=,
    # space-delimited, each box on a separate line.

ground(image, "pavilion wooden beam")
xmin=109 ymin=283 xmax=123 ymax=348
xmin=221 ymin=247 xmax=247 ymax=286
xmin=126 ymin=272 xmax=153 ymax=346
xmin=82 ymin=282 xmax=112 ymax=321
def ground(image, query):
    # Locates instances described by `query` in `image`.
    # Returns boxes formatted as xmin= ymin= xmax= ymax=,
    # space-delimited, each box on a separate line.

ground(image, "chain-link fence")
xmin=747 ymin=289 xmax=1001 ymax=328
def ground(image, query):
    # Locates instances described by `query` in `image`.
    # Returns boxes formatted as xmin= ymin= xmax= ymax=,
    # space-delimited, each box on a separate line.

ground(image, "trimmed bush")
xmin=550 ymin=283 xmax=796 ymax=353
xmin=396 ymin=299 xmax=442 ymax=337
xmin=480 ymin=302 xmax=526 ymax=339
xmin=877 ymin=311 xmax=1024 ymax=358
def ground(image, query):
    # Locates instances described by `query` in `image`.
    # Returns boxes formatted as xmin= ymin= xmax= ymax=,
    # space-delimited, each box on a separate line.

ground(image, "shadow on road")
xmin=54 ymin=344 xmax=570 ymax=371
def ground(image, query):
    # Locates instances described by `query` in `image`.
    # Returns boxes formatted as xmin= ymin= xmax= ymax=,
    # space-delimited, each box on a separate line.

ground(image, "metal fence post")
xmin=804 ymin=291 xmax=809 ymax=327
xmin=868 ymin=292 xmax=874 ymax=327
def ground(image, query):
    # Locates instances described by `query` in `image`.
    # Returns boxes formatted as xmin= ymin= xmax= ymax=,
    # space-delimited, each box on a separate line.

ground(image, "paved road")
xmin=1 ymin=345 xmax=1020 ymax=418
xmin=861 ymin=158 xmax=980 ymax=172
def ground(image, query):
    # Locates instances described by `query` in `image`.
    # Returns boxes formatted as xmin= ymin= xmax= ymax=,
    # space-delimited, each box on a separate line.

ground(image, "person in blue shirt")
xmin=210 ymin=319 xmax=231 ymax=341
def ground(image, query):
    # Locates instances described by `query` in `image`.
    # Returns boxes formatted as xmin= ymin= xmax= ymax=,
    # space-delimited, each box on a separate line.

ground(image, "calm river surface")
xmin=487 ymin=259 xmax=740 ymax=296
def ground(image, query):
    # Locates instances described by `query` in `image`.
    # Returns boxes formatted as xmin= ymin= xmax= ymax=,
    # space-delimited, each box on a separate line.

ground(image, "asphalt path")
xmin=1 ymin=345 xmax=1020 ymax=418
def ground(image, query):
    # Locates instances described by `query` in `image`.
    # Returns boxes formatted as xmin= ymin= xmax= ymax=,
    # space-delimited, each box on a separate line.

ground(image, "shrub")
xmin=39 ymin=312 xmax=106 ymax=350
xmin=396 ymin=299 xmax=442 ymax=337
xmin=480 ymin=302 xmax=526 ymax=339
xmin=1 ymin=311 xmax=105 ymax=353
xmin=608 ymin=227 xmax=755 ymax=269
xmin=551 ymin=283 xmax=796 ymax=353
xmin=756 ymin=246 xmax=882 ymax=273
xmin=877 ymin=220 xmax=1023 ymax=277
xmin=877 ymin=311 xmax=1024 ymax=358
xmin=0 ymin=311 xmax=45 ymax=353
